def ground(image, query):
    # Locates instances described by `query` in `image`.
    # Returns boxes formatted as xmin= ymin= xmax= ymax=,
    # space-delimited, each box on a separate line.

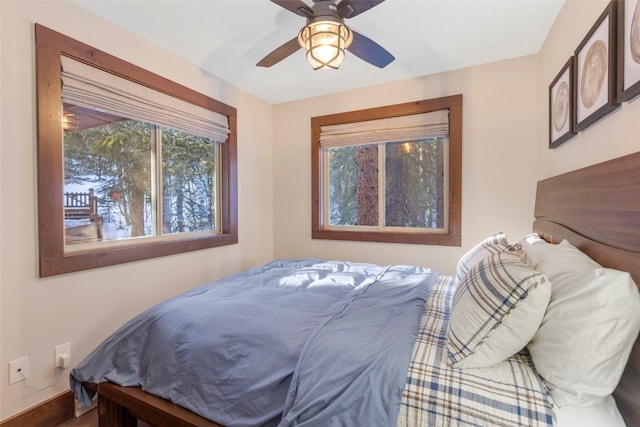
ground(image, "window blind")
xmin=319 ymin=110 xmax=449 ymax=148
xmin=61 ymin=56 xmax=230 ymax=143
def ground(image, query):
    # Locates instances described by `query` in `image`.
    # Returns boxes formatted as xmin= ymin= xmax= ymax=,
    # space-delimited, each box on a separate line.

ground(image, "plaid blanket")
xmin=397 ymin=275 xmax=554 ymax=427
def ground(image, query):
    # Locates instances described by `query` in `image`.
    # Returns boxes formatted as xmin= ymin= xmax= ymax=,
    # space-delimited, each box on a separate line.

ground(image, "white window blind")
xmin=319 ymin=110 xmax=449 ymax=148
xmin=61 ymin=56 xmax=230 ymax=143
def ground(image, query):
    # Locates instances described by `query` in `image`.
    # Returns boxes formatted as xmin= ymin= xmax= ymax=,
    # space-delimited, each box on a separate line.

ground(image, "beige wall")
xmin=2 ymin=0 xmax=640 ymax=422
xmin=272 ymin=0 xmax=640 ymax=274
xmin=0 ymin=1 xmax=274 ymax=420
xmin=538 ymin=0 xmax=640 ymax=177
xmin=273 ymin=55 xmax=542 ymax=274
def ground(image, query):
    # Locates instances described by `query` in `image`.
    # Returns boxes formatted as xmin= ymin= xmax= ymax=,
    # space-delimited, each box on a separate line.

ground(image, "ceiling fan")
xmin=257 ymin=0 xmax=394 ymax=70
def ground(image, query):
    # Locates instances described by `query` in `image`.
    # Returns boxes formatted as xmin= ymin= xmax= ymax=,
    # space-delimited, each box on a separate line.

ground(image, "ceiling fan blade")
xmin=347 ymin=30 xmax=394 ymax=68
xmin=257 ymin=37 xmax=302 ymax=67
xmin=337 ymin=0 xmax=385 ymax=18
xmin=270 ymin=0 xmax=314 ymax=18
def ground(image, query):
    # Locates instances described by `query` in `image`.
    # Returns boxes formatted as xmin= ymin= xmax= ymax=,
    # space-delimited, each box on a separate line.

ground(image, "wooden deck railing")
xmin=64 ymin=188 xmax=99 ymax=220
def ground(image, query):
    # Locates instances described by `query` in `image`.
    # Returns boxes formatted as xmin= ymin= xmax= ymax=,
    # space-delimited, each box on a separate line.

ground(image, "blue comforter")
xmin=70 ymin=259 xmax=436 ymax=426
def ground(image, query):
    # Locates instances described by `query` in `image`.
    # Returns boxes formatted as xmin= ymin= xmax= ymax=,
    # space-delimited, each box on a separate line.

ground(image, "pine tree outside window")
xmin=311 ymin=96 xmax=462 ymax=246
xmin=35 ymin=25 xmax=238 ymax=277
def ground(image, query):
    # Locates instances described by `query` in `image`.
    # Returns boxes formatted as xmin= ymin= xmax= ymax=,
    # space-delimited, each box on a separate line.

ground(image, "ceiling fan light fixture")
xmin=298 ymin=19 xmax=353 ymax=70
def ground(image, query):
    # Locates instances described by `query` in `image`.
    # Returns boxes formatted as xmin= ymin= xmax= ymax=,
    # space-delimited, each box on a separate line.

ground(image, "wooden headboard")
xmin=533 ymin=151 xmax=640 ymax=427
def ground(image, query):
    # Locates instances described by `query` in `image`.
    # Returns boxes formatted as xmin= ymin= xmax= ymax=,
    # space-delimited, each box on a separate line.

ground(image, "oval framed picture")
xmin=617 ymin=0 xmax=640 ymax=102
xmin=574 ymin=1 xmax=619 ymax=132
xmin=549 ymin=57 xmax=575 ymax=148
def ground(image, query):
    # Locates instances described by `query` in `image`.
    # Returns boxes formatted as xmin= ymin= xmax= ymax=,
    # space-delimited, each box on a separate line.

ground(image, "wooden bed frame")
xmin=94 ymin=151 xmax=640 ymax=426
xmin=533 ymin=151 xmax=640 ymax=427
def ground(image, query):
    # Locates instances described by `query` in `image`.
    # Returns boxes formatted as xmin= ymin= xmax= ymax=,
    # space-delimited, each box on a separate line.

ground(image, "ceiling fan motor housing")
xmin=258 ymin=0 xmax=393 ymax=69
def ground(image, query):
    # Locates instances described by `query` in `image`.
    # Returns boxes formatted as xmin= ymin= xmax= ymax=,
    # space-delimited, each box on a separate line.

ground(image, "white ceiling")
xmin=74 ymin=0 xmax=564 ymax=104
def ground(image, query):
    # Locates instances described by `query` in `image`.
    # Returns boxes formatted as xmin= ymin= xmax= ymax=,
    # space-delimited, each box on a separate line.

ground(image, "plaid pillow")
xmin=456 ymin=232 xmax=511 ymax=282
xmin=447 ymin=250 xmax=550 ymax=368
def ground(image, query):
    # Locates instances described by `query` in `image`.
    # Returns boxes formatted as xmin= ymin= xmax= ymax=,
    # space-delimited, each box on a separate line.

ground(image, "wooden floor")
xmin=56 ymin=408 xmax=98 ymax=427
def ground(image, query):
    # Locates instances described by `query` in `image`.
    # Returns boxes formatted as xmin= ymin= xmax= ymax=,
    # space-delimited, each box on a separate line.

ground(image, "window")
xmin=63 ymin=112 xmax=220 ymax=242
xmin=311 ymin=96 xmax=462 ymax=246
xmin=35 ymin=24 xmax=238 ymax=277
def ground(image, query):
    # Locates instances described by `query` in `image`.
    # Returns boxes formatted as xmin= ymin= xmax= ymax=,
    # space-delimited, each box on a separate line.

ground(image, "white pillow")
xmin=456 ymin=232 xmax=511 ymax=282
xmin=522 ymin=237 xmax=640 ymax=407
xmin=554 ymin=395 xmax=626 ymax=427
xmin=519 ymin=234 xmax=600 ymax=274
xmin=447 ymin=250 xmax=551 ymax=368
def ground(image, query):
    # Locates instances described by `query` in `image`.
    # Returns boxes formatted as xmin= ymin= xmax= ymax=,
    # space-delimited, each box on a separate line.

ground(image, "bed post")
xmin=98 ymin=393 xmax=136 ymax=427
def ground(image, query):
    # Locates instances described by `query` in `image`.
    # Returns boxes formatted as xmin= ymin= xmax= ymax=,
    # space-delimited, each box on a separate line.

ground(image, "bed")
xmin=70 ymin=151 xmax=640 ymax=427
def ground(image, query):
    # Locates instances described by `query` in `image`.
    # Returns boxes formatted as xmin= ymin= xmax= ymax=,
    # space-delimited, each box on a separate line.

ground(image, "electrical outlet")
xmin=9 ymin=356 xmax=29 ymax=384
xmin=54 ymin=342 xmax=71 ymax=369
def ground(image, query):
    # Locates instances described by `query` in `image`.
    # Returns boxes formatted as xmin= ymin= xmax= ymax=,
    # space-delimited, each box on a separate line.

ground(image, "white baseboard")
xmin=74 ymin=397 xmax=97 ymax=418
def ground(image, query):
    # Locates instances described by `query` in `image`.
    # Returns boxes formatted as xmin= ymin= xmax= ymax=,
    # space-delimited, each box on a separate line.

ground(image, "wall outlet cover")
xmin=9 ymin=356 xmax=29 ymax=384
xmin=54 ymin=343 xmax=71 ymax=369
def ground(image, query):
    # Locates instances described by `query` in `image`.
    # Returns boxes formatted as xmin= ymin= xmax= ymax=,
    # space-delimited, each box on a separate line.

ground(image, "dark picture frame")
xmin=617 ymin=0 xmax=640 ymax=102
xmin=574 ymin=1 xmax=619 ymax=132
xmin=549 ymin=57 xmax=575 ymax=148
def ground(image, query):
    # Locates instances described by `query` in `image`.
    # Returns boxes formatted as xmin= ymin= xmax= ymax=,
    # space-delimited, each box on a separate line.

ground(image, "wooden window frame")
xmin=35 ymin=24 xmax=238 ymax=277
xmin=311 ymin=95 xmax=462 ymax=246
